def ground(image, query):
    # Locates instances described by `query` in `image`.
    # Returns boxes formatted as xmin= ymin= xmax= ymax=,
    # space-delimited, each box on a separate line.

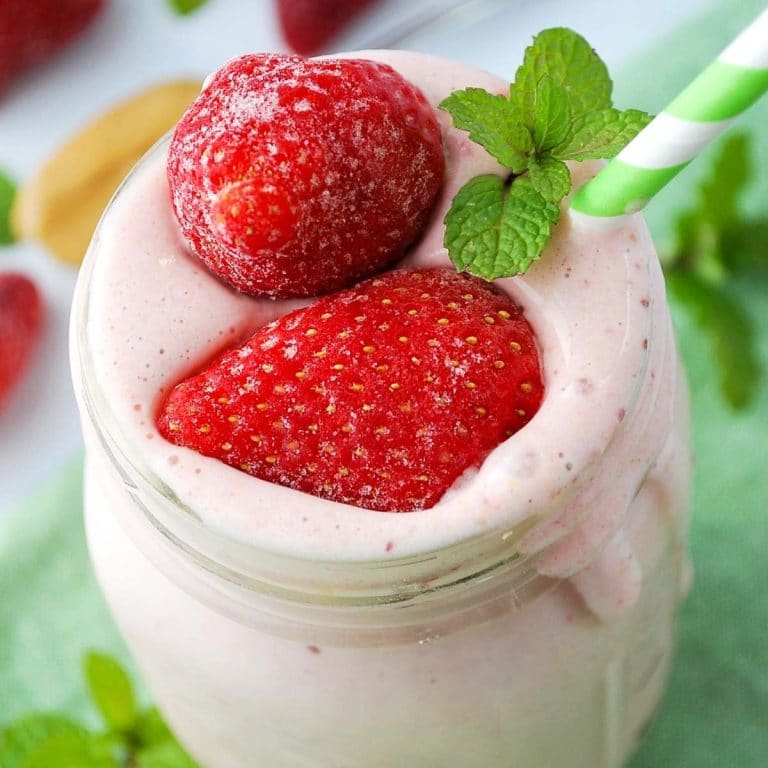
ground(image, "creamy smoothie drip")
xmin=85 ymin=52 xmax=683 ymax=617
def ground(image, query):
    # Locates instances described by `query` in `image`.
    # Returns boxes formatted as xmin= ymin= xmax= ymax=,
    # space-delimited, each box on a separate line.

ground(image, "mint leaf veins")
xmin=440 ymin=27 xmax=652 ymax=280
xmin=510 ymin=27 xmax=612 ymax=123
xmin=556 ymin=108 xmax=652 ymax=161
xmin=438 ymin=89 xmax=532 ymax=173
xmin=444 ymin=175 xmax=559 ymax=280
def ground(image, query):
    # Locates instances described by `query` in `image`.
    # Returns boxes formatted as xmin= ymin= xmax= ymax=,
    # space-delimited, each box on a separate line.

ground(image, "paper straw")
xmin=571 ymin=7 xmax=768 ymax=218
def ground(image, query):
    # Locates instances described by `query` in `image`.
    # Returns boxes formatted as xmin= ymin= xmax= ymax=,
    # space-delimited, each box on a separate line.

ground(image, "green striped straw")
xmin=571 ymin=7 xmax=768 ymax=218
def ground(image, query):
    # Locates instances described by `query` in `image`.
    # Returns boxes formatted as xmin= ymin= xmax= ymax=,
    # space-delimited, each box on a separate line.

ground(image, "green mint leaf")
xmin=511 ymin=27 xmax=612 ymax=126
xmin=0 ymin=169 xmax=17 ymax=245
xmin=697 ymin=133 xmax=750 ymax=233
xmin=670 ymin=134 xmax=752 ymax=278
xmin=665 ymin=132 xmax=764 ymax=411
xmin=136 ymin=741 xmax=200 ymax=768
xmin=0 ymin=715 xmax=86 ymax=768
xmin=721 ymin=221 xmax=768 ymax=274
xmin=667 ymin=209 xmax=697 ymax=272
xmin=668 ymin=273 xmax=761 ymax=409
xmin=84 ymin=652 xmax=138 ymax=733
xmin=134 ymin=708 xmax=173 ymax=749
xmin=439 ymin=88 xmax=532 ymax=172
xmin=166 ymin=0 xmax=209 ymax=15
xmin=0 ymin=716 xmax=114 ymax=768
xmin=554 ymin=108 xmax=652 ymax=160
xmin=444 ymin=173 xmax=559 ymax=280
xmin=678 ymin=209 xmax=729 ymax=283
xmin=528 ymin=157 xmax=571 ymax=203
xmin=15 ymin=732 xmax=116 ymax=768
xmin=531 ymin=75 xmax=571 ymax=152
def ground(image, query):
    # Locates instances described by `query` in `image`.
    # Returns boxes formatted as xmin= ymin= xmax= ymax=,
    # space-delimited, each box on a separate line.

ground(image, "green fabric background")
xmin=1 ymin=1 xmax=767 ymax=765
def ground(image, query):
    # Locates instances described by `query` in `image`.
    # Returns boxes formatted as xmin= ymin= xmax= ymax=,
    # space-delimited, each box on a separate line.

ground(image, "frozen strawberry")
xmin=275 ymin=0 xmax=378 ymax=55
xmin=0 ymin=0 xmax=104 ymax=94
xmin=158 ymin=268 xmax=543 ymax=512
xmin=167 ymin=54 xmax=444 ymax=299
xmin=0 ymin=273 xmax=43 ymax=409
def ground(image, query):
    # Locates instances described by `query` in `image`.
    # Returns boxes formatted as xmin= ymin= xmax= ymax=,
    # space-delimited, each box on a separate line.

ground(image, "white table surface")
xmin=0 ymin=0 xmax=710 ymax=517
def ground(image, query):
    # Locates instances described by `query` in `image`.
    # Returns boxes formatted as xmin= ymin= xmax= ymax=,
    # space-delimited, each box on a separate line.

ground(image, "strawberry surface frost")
xmin=157 ymin=269 xmax=543 ymax=512
xmin=167 ymin=54 xmax=445 ymax=298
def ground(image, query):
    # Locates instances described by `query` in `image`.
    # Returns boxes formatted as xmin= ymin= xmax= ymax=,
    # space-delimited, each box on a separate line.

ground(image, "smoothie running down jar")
xmin=71 ymin=51 xmax=691 ymax=768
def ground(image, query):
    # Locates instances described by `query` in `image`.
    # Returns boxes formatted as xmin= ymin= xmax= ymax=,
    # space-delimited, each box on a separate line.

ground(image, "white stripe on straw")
xmin=619 ymin=113 xmax=735 ymax=169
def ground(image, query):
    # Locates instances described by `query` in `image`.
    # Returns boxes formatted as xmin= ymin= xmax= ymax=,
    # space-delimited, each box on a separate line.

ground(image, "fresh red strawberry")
xmin=0 ymin=273 xmax=43 ymax=409
xmin=158 ymin=268 xmax=543 ymax=512
xmin=167 ymin=54 xmax=444 ymax=299
xmin=275 ymin=0 xmax=378 ymax=55
xmin=0 ymin=0 xmax=104 ymax=94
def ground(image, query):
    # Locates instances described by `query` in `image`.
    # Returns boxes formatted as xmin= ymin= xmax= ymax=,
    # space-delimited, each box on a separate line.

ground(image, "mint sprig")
xmin=0 ymin=169 xmax=17 ymax=246
xmin=0 ymin=652 xmax=200 ymax=768
xmin=440 ymin=27 xmax=652 ymax=280
xmin=665 ymin=133 xmax=765 ymax=409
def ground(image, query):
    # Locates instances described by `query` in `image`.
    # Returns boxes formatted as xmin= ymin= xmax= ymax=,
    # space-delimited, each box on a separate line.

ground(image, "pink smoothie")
xmin=74 ymin=51 xmax=691 ymax=767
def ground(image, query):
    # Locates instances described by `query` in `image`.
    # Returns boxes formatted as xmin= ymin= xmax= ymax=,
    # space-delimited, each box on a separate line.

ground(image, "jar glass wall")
xmin=71 ymin=52 xmax=692 ymax=768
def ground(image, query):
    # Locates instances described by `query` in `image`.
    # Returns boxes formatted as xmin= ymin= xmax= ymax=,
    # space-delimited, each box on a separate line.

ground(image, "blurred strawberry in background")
xmin=276 ymin=0 xmax=378 ymax=54
xmin=0 ymin=0 xmax=104 ymax=94
xmin=0 ymin=273 xmax=43 ymax=410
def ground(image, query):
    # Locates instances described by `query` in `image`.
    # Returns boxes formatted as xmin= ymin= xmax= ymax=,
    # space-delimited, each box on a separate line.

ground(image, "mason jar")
xmin=71 ymin=51 xmax=691 ymax=768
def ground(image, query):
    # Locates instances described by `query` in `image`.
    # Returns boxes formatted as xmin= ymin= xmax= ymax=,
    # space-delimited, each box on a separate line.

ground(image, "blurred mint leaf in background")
xmin=667 ymin=273 xmax=760 ymax=410
xmin=15 ymin=731 xmax=116 ymax=768
xmin=669 ymin=133 xmax=751 ymax=282
xmin=136 ymin=741 xmax=201 ymax=768
xmin=0 ymin=654 xmax=199 ymax=768
xmin=0 ymin=716 xmax=116 ymax=768
xmin=0 ymin=170 xmax=17 ymax=245
xmin=166 ymin=0 xmax=210 ymax=16
xmin=440 ymin=27 xmax=652 ymax=279
xmin=665 ymin=133 xmax=765 ymax=409
xmin=134 ymin=708 xmax=174 ymax=749
xmin=84 ymin=652 xmax=138 ymax=733
xmin=720 ymin=221 xmax=768 ymax=275
xmin=695 ymin=132 xmax=750 ymax=235
xmin=0 ymin=715 xmax=90 ymax=768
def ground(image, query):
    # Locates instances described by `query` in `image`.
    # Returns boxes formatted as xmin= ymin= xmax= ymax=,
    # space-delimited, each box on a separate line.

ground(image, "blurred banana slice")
xmin=12 ymin=80 xmax=202 ymax=266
